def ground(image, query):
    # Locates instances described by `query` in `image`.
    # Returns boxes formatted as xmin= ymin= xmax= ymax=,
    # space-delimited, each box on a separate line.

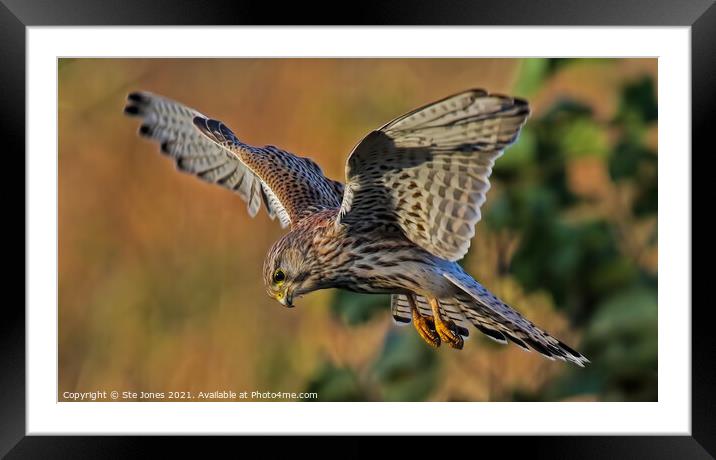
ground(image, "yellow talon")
xmin=408 ymin=295 xmax=440 ymax=348
xmin=428 ymin=297 xmax=464 ymax=350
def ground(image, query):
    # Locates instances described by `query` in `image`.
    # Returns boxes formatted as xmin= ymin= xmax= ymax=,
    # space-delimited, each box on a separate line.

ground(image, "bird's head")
xmin=263 ymin=233 xmax=317 ymax=308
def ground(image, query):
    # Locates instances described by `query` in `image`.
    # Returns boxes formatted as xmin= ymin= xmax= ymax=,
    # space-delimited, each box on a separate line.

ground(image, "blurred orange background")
xmin=59 ymin=58 xmax=657 ymax=402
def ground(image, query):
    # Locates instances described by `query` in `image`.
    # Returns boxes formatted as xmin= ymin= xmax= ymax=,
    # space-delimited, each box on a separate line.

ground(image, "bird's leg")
xmin=428 ymin=297 xmax=464 ymax=350
xmin=408 ymin=294 xmax=440 ymax=348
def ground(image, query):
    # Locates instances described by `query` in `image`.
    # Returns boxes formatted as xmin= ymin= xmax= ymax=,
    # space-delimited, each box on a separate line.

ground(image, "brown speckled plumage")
xmin=124 ymin=89 xmax=589 ymax=366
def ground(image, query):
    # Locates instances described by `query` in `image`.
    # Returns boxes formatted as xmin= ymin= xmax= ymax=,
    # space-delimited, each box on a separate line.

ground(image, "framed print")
xmin=6 ymin=0 xmax=712 ymax=456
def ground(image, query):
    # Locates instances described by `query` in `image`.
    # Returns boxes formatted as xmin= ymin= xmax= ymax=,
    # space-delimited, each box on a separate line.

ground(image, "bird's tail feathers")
xmin=444 ymin=272 xmax=590 ymax=367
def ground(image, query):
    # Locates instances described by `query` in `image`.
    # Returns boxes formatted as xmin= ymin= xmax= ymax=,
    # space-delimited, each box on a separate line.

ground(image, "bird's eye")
xmin=273 ymin=268 xmax=286 ymax=284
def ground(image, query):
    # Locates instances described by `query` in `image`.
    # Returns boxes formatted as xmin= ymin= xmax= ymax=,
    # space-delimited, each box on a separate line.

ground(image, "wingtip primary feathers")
xmin=123 ymin=92 xmax=146 ymax=117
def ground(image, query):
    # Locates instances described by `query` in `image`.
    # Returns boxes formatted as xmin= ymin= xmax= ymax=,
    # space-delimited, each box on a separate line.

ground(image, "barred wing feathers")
xmin=338 ymin=90 xmax=529 ymax=261
xmin=192 ymin=116 xmax=344 ymax=228
xmin=124 ymin=91 xmax=343 ymax=229
xmin=123 ymin=92 xmax=277 ymax=222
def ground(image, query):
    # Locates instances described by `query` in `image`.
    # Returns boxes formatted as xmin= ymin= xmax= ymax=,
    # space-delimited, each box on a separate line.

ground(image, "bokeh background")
xmin=59 ymin=58 xmax=657 ymax=402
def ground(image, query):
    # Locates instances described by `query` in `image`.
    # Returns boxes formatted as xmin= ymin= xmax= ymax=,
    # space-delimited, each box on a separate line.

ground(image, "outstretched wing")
xmin=124 ymin=91 xmax=343 ymax=228
xmin=124 ymin=92 xmax=277 ymax=222
xmin=192 ymin=117 xmax=344 ymax=227
xmin=338 ymin=90 xmax=529 ymax=261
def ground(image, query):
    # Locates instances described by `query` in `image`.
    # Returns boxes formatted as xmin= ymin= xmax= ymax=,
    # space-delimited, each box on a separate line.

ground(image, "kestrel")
xmin=124 ymin=89 xmax=588 ymax=366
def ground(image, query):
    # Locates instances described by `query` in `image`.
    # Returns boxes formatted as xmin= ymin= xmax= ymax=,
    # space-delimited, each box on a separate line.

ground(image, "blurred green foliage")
xmin=330 ymin=290 xmax=390 ymax=326
xmin=371 ymin=331 xmax=440 ymax=402
xmin=311 ymin=58 xmax=658 ymax=402
xmin=59 ymin=58 xmax=657 ymax=403
xmin=305 ymin=331 xmax=439 ymax=402
xmin=305 ymin=363 xmax=367 ymax=401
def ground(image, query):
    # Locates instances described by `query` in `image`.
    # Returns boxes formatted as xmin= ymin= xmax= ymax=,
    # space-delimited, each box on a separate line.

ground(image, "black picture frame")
xmin=4 ymin=0 xmax=710 ymax=457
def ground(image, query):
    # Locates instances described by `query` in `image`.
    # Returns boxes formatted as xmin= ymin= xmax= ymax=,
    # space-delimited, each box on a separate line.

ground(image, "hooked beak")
xmin=277 ymin=290 xmax=294 ymax=308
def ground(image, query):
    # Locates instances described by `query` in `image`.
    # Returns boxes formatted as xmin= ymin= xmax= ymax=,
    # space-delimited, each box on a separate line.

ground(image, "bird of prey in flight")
xmin=124 ymin=89 xmax=588 ymax=366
